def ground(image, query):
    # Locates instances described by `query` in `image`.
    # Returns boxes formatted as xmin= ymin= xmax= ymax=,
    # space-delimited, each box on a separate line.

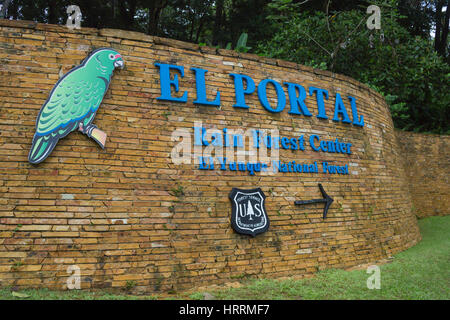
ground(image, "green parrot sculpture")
xmin=28 ymin=48 xmax=124 ymax=164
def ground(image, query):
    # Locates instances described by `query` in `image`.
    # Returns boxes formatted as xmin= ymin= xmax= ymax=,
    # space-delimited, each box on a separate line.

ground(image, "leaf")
xmin=236 ymin=33 xmax=248 ymax=49
xmin=12 ymin=291 xmax=30 ymax=299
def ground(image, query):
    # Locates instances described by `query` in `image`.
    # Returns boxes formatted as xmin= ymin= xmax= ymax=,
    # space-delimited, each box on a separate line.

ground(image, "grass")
xmin=0 ymin=287 xmax=159 ymax=300
xmin=0 ymin=215 xmax=448 ymax=300
xmin=199 ymin=215 xmax=450 ymax=300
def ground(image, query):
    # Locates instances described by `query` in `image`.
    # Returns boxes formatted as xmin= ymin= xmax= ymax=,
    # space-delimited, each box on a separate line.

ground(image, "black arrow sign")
xmin=294 ymin=183 xmax=333 ymax=219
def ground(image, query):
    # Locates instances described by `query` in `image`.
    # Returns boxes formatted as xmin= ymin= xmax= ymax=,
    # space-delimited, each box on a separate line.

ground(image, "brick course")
xmin=396 ymin=131 xmax=449 ymax=218
xmin=0 ymin=19 xmax=437 ymax=293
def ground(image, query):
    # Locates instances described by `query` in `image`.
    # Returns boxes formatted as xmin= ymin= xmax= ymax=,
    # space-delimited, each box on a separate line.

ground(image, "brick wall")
xmin=396 ymin=131 xmax=449 ymax=218
xmin=0 ymin=19 xmax=424 ymax=293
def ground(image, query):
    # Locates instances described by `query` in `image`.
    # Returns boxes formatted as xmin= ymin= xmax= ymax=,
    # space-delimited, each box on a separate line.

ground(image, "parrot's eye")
xmin=109 ymin=54 xmax=115 ymax=60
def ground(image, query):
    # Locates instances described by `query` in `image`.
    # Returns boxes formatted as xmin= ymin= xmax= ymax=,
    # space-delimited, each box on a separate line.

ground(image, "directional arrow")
xmin=294 ymin=183 xmax=334 ymax=219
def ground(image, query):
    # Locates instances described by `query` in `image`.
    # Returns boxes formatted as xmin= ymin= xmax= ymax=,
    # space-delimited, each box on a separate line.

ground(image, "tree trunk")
xmin=195 ymin=15 xmax=206 ymax=43
xmin=0 ymin=0 xmax=11 ymax=19
xmin=438 ymin=4 xmax=449 ymax=57
xmin=212 ymin=0 xmax=224 ymax=45
xmin=147 ymin=0 xmax=168 ymax=36
xmin=47 ymin=0 xmax=58 ymax=24
xmin=434 ymin=1 xmax=443 ymax=53
xmin=189 ymin=3 xmax=195 ymax=41
xmin=119 ymin=0 xmax=137 ymax=27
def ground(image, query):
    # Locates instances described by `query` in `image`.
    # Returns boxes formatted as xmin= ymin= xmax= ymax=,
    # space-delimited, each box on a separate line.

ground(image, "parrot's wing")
xmin=36 ymin=72 xmax=108 ymax=135
xmin=28 ymin=69 xmax=108 ymax=164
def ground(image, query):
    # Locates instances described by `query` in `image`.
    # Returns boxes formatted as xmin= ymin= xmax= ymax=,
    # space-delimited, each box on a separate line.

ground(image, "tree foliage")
xmin=0 ymin=0 xmax=448 ymax=133
xmin=257 ymin=0 xmax=449 ymax=133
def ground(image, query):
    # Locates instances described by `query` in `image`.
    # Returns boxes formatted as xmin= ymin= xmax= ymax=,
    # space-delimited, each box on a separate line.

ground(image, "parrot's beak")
xmin=114 ymin=59 xmax=124 ymax=69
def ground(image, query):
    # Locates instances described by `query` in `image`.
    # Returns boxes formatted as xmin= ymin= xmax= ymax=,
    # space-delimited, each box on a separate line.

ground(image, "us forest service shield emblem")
xmin=229 ymin=188 xmax=269 ymax=237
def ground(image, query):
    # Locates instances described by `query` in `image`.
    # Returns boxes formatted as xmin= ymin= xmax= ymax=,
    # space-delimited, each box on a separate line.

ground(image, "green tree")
xmin=1 ymin=0 xmax=448 ymax=132
xmin=257 ymin=0 xmax=450 ymax=133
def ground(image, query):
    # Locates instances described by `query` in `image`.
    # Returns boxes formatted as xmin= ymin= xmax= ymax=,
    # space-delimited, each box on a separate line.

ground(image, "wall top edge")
xmin=395 ymin=129 xmax=450 ymax=138
xmin=1 ymin=18 xmax=385 ymax=100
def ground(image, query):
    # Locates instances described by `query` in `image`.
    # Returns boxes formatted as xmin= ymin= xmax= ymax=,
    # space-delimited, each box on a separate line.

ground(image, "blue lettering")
xmin=284 ymin=82 xmax=312 ymax=116
xmin=211 ymin=132 xmax=222 ymax=146
xmin=332 ymin=93 xmax=351 ymax=123
xmin=348 ymin=96 xmax=364 ymax=127
xmin=281 ymin=137 xmax=290 ymax=149
xmin=290 ymin=137 xmax=298 ymax=150
xmin=298 ymin=136 xmax=305 ymax=151
xmin=218 ymin=157 xmax=227 ymax=170
xmin=198 ymin=157 xmax=209 ymax=170
xmin=310 ymin=135 xmax=320 ymax=151
xmin=272 ymin=160 xmax=280 ymax=172
xmin=257 ymin=79 xmax=286 ymax=113
xmin=252 ymin=130 xmax=261 ymax=148
xmin=223 ymin=128 xmax=229 ymax=147
xmin=191 ymin=67 xmax=220 ymax=106
xmin=309 ymin=87 xmax=329 ymax=119
xmin=230 ymin=73 xmax=255 ymax=108
xmin=155 ymin=63 xmax=188 ymax=103
xmin=247 ymin=163 xmax=255 ymax=175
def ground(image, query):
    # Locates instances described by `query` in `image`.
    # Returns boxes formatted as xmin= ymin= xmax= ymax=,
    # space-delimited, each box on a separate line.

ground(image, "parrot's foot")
xmin=78 ymin=123 xmax=96 ymax=137
xmin=78 ymin=123 xmax=107 ymax=149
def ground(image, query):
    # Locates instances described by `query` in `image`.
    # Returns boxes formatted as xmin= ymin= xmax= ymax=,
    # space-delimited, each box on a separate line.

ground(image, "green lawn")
xmin=1 ymin=215 xmax=448 ymax=300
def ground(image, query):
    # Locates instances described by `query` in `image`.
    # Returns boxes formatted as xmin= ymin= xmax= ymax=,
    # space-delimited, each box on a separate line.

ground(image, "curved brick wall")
xmin=0 ymin=20 xmax=422 ymax=292
xmin=396 ymin=131 xmax=450 ymax=218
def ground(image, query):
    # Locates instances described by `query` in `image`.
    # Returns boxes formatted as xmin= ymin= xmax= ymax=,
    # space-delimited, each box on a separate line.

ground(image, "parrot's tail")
xmin=28 ymin=134 xmax=59 ymax=164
